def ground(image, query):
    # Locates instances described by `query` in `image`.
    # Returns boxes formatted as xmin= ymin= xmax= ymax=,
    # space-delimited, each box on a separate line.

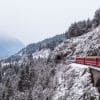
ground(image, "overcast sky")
xmin=0 ymin=0 xmax=100 ymax=45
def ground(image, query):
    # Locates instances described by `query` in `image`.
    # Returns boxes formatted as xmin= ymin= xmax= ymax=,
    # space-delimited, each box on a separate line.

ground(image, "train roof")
xmin=76 ymin=56 xmax=100 ymax=59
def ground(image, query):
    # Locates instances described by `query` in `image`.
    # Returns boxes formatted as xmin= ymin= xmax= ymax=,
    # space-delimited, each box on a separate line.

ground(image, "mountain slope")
xmin=19 ymin=34 xmax=65 ymax=55
xmin=6 ymin=34 xmax=65 ymax=62
xmin=52 ymin=63 xmax=99 ymax=100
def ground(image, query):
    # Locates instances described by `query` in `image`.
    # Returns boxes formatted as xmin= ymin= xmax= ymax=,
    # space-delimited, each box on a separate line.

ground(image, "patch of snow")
xmin=1 ymin=62 xmax=10 ymax=67
xmin=70 ymin=63 xmax=88 ymax=69
xmin=74 ymin=63 xmax=100 ymax=71
xmin=32 ymin=49 xmax=51 ymax=59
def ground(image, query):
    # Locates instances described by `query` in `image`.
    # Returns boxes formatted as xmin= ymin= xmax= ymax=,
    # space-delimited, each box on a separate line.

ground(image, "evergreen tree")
xmin=92 ymin=8 xmax=100 ymax=27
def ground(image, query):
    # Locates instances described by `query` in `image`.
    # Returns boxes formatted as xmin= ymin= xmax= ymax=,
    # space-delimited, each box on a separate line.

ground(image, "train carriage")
xmin=76 ymin=57 xmax=85 ymax=64
xmin=76 ymin=56 xmax=100 ymax=67
xmin=85 ymin=57 xmax=97 ymax=66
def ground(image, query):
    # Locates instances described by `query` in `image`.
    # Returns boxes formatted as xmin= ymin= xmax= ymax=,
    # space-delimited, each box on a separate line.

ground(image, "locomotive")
xmin=76 ymin=56 xmax=100 ymax=67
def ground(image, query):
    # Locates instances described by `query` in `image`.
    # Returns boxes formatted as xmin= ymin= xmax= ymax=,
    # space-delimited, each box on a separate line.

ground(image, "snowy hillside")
xmin=50 ymin=26 xmax=100 ymax=61
xmin=18 ymin=34 xmax=65 ymax=55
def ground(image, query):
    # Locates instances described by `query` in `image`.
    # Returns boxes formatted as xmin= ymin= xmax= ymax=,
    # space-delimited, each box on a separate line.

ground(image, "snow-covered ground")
xmin=72 ymin=63 xmax=100 ymax=71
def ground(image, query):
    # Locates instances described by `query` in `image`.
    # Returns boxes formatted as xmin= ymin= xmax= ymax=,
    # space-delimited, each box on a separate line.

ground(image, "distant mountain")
xmin=0 ymin=36 xmax=24 ymax=58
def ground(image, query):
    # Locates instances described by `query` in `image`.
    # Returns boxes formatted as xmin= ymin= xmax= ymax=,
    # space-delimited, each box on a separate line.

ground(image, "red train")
xmin=76 ymin=56 xmax=100 ymax=67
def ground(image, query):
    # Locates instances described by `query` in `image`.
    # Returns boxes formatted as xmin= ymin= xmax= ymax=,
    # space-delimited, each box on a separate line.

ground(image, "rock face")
xmin=52 ymin=63 xmax=99 ymax=100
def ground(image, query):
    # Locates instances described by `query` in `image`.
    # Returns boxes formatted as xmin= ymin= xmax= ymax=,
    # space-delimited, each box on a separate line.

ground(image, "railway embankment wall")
xmin=90 ymin=68 xmax=100 ymax=93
